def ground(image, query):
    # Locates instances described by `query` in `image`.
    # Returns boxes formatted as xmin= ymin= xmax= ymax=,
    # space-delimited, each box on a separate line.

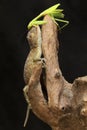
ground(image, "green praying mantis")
xmin=27 ymin=3 xmax=69 ymax=30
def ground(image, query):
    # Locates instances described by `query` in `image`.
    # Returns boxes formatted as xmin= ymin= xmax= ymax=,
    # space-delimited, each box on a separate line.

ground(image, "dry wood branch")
xmin=27 ymin=15 xmax=87 ymax=130
xmin=42 ymin=15 xmax=64 ymax=111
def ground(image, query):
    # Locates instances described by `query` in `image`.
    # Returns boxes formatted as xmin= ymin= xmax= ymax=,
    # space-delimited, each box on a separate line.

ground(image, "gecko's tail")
xmin=23 ymin=105 xmax=30 ymax=127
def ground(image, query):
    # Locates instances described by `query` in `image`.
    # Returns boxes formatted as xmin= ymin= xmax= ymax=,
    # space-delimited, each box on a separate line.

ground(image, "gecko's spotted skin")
xmin=23 ymin=26 xmax=42 ymax=127
xmin=24 ymin=26 xmax=42 ymax=84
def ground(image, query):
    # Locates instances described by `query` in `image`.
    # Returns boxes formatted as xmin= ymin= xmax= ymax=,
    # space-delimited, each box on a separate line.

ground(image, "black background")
xmin=0 ymin=0 xmax=87 ymax=130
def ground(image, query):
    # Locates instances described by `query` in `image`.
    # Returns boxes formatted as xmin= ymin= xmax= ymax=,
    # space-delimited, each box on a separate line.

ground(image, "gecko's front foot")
xmin=41 ymin=58 xmax=46 ymax=68
xmin=33 ymin=58 xmax=46 ymax=68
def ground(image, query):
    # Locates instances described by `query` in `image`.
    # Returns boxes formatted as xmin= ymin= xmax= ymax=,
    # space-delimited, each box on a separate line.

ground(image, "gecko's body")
xmin=23 ymin=26 xmax=42 ymax=127
xmin=24 ymin=26 xmax=42 ymax=84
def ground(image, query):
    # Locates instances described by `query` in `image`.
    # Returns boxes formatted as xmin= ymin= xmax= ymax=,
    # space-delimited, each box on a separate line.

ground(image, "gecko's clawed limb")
xmin=33 ymin=57 xmax=46 ymax=68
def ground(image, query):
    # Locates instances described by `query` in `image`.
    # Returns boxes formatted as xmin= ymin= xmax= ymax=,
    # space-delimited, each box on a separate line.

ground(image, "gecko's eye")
xmin=29 ymin=32 xmax=34 ymax=40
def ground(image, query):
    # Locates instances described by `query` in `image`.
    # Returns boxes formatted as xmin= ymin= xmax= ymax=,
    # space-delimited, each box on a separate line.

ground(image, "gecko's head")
xmin=27 ymin=26 xmax=41 ymax=48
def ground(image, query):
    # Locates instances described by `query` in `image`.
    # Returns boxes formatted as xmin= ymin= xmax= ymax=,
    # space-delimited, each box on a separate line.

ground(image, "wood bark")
xmin=27 ymin=15 xmax=87 ymax=130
